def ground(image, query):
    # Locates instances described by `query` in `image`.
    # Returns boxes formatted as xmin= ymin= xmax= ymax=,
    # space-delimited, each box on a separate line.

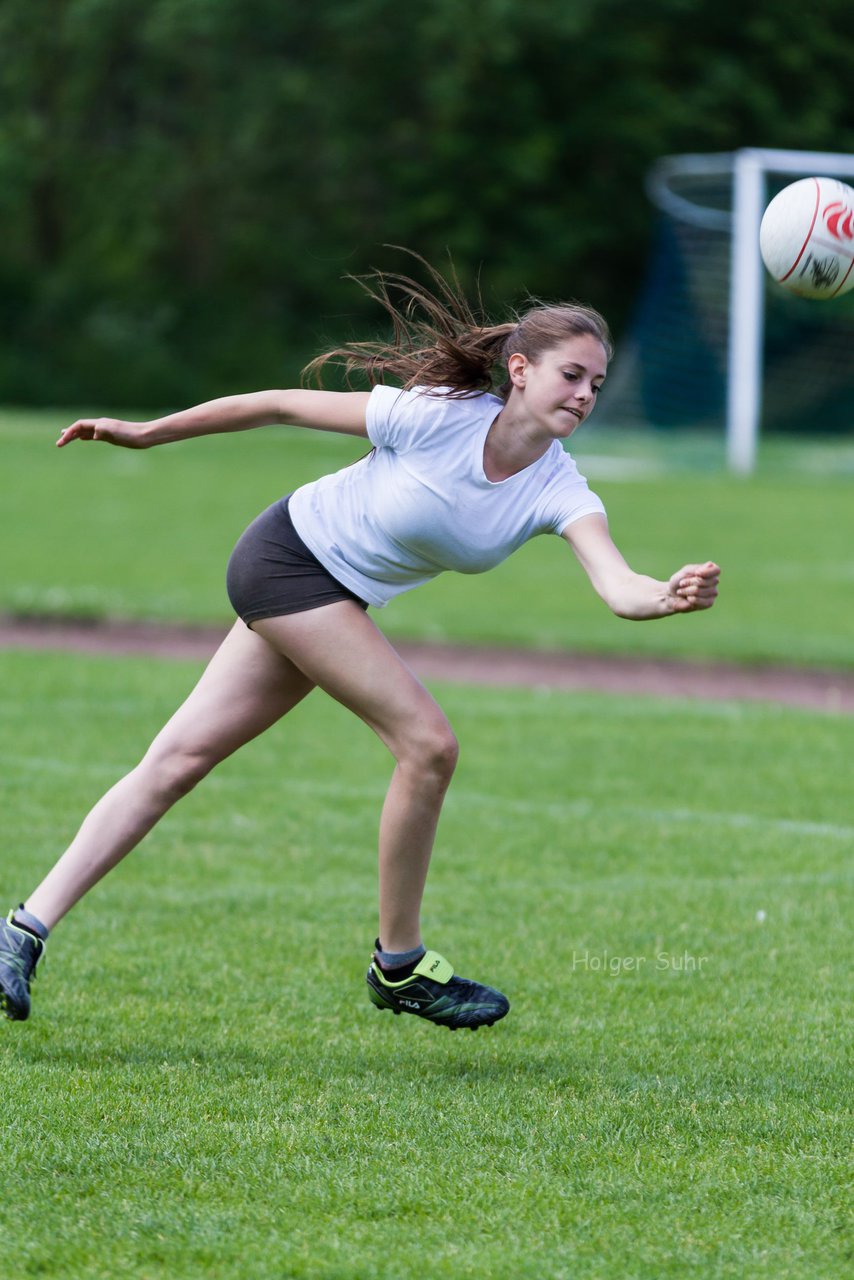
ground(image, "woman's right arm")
xmin=56 ymin=389 xmax=371 ymax=449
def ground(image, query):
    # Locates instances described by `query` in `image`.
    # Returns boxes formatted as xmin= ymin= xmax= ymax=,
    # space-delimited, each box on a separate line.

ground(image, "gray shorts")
xmin=226 ymin=496 xmax=369 ymax=626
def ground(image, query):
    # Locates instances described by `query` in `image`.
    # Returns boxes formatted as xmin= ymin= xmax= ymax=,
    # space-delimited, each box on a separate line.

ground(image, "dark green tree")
xmin=1 ymin=0 xmax=851 ymax=405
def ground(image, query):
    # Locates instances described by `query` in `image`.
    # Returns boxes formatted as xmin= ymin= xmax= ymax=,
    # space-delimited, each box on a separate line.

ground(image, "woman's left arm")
xmin=562 ymin=514 xmax=720 ymax=619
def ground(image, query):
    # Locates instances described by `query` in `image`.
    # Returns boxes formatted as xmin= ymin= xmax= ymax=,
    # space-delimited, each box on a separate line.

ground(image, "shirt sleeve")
xmin=365 ymin=385 xmax=440 ymax=453
xmin=540 ymin=454 xmax=607 ymax=535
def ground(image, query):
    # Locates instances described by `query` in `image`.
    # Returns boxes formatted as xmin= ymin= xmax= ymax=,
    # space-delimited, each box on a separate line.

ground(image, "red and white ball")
xmin=759 ymin=177 xmax=854 ymax=299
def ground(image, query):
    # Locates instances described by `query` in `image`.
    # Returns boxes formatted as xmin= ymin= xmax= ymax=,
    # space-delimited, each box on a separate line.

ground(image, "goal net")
xmin=597 ymin=149 xmax=854 ymax=469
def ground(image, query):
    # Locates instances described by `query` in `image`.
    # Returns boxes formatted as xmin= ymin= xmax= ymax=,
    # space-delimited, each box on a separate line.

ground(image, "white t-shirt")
xmin=288 ymin=384 xmax=605 ymax=608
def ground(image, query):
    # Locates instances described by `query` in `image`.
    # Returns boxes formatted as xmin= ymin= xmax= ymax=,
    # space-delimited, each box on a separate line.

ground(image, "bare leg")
xmin=28 ymin=602 xmax=456 ymax=956
xmin=253 ymin=603 xmax=459 ymax=955
xmin=25 ymin=622 xmax=314 ymax=929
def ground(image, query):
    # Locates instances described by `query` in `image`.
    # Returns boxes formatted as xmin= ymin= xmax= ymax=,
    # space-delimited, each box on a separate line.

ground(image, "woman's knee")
xmin=398 ymin=718 xmax=459 ymax=784
xmin=138 ymin=742 xmax=219 ymax=801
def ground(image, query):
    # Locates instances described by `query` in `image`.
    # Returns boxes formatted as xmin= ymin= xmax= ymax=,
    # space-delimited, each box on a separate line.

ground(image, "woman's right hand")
xmin=56 ymin=418 xmax=153 ymax=449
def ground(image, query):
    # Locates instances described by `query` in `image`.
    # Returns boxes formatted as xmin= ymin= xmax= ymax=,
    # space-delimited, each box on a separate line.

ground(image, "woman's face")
xmin=508 ymin=334 xmax=608 ymax=438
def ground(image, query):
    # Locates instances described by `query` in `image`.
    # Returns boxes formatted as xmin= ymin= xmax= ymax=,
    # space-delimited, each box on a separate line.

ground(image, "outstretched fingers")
xmin=57 ymin=419 xmax=97 ymax=446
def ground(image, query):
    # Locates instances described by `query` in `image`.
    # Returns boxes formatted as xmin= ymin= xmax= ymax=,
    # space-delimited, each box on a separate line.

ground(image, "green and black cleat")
xmin=366 ymin=949 xmax=509 ymax=1030
xmin=0 ymin=910 xmax=45 ymax=1022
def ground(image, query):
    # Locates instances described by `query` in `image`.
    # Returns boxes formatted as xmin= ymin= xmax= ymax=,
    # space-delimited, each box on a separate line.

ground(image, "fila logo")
xmin=401 ymin=998 xmax=422 ymax=1009
xmin=824 ymin=201 xmax=854 ymax=241
xmin=429 ymin=958 xmax=441 ymax=973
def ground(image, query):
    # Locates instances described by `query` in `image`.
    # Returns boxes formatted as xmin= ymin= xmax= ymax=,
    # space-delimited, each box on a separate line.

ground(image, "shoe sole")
xmin=0 ymin=991 xmax=28 ymax=1022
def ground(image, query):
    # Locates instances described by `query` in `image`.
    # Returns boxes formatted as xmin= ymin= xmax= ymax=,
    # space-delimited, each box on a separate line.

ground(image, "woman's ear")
xmin=507 ymin=352 xmax=527 ymax=388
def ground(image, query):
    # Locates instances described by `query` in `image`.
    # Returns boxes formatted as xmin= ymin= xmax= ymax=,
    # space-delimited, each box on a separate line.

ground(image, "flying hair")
xmin=303 ymin=249 xmax=613 ymax=400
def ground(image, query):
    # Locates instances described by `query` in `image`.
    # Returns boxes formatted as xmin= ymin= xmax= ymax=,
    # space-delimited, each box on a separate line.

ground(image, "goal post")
xmin=726 ymin=150 xmax=766 ymax=475
xmin=601 ymin=148 xmax=854 ymax=473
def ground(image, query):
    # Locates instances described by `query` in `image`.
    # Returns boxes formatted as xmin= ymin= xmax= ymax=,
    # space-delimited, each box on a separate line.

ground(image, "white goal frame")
xmin=648 ymin=148 xmax=854 ymax=473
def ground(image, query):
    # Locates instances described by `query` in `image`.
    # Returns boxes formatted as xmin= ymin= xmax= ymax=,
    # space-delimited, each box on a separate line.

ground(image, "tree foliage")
xmin=1 ymin=0 xmax=851 ymax=405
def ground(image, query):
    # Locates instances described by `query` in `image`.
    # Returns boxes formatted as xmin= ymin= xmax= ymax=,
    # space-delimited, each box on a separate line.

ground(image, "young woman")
xmin=0 ymin=259 xmax=720 ymax=1029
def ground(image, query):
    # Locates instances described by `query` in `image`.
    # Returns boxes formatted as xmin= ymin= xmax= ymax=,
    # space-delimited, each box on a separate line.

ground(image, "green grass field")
xmin=1 ymin=649 xmax=851 ymax=1279
xmin=2 ymin=405 xmax=852 ymax=1276
xmin=3 ymin=407 xmax=854 ymax=667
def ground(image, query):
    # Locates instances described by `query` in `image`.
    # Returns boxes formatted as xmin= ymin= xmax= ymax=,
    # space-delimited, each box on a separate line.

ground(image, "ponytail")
xmin=304 ymin=249 xmax=612 ymax=399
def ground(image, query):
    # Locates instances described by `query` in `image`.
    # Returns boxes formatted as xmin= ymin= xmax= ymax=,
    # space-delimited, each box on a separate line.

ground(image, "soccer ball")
xmin=759 ymin=177 xmax=854 ymax=299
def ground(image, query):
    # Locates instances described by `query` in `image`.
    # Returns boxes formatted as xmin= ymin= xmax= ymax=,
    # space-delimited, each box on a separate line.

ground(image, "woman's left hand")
xmin=668 ymin=562 xmax=721 ymax=612
xmin=56 ymin=418 xmax=152 ymax=449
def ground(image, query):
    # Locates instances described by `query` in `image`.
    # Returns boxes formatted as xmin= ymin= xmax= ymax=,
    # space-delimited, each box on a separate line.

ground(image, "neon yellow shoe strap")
xmin=412 ymin=951 xmax=454 ymax=985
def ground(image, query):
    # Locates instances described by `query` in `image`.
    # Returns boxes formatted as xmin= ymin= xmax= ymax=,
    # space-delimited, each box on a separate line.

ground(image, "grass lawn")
xmin=3 ymin=408 xmax=854 ymax=668
xmin=1 ymin=649 xmax=851 ymax=1279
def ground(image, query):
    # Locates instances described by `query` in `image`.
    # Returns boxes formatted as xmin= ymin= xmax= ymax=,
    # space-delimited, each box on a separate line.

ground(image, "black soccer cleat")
xmin=0 ymin=909 xmax=45 ymax=1021
xmin=366 ymin=949 xmax=509 ymax=1030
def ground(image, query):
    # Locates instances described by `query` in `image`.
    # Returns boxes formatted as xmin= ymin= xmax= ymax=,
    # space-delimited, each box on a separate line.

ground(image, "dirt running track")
xmin=1 ymin=615 xmax=852 ymax=714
